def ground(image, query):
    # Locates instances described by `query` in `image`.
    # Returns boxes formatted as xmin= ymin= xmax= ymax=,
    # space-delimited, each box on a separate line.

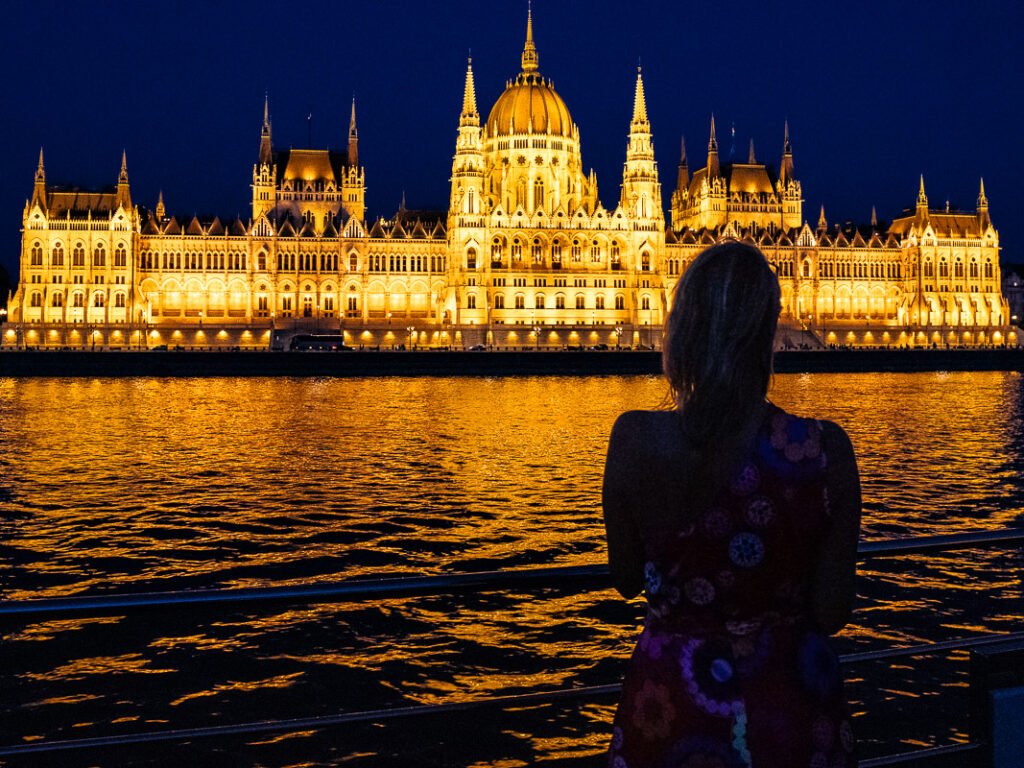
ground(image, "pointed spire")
xmin=817 ymin=205 xmax=827 ymax=231
xmin=116 ymin=150 xmax=131 ymax=209
xmin=676 ymin=135 xmax=689 ymax=193
xmin=156 ymin=190 xmax=166 ymax=221
xmin=779 ymin=121 xmax=794 ymax=186
xmin=748 ymin=138 xmax=756 ymax=164
xmin=978 ymin=177 xmax=990 ymax=228
xmin=460 ymin=56 xmax=479 ymax=126
xmin=348 ymin=96 xmax=359 ymax=167
xmin=917 ymin=174 xmax=928 ymax=207
xmin=259 ymin=95 xmax=273 ymax=165
xmin=32 ymin=147 xmax=46 ymax=210
xmin=871 ymin=205 xmax=878 ymax=227
xmin=707 ymin=115 xmax=720 ymax=179
xmin=521 ymin=1 xmax=539 ymax=73
xmin=631 ymin=66 xmax=648 ymax=125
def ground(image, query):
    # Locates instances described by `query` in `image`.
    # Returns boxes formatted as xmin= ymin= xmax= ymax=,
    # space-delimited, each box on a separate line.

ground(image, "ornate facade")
xmin=5 ymin=12 xmax=1016 ymax=350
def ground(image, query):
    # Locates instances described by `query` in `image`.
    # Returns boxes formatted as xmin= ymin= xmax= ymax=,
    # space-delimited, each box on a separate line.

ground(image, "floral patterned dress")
xmin=608 ymin=405 xmax=856 ymax=768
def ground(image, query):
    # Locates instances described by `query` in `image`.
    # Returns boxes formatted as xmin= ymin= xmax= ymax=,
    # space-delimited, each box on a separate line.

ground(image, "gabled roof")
xmin=369 ymin=218 xmax=386 ymax=238
xmin=46 ymin=186 xmax=119 ymax=217
xmin=163 ymin=216 xmax=181 ymax=234
xmin=207 ymin=217 xmax=225 ymax=236
xmin=230 ymin=219 xmax=247 ymax=236
xmin=410 ymin=220 xmax=428 ymax=239
xmin=141 ymin=216 xmax=160 ymax=235
xmin=431 ymin=220 xmax=446 ymax=239
xmin=298 ymin=220 xmax=317 ymax=238
xmin=321 ymin=218 xmax=339 ymax=238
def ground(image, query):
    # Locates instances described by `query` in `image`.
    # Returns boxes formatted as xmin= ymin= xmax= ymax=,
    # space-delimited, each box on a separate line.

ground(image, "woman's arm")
xmin=812 ymin=420 xmax=862 ymax=634
xmin=602 ymin=412 xmax=646 ymax=599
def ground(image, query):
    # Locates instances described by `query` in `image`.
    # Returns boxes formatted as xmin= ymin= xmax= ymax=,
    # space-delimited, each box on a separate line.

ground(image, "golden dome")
xmin=486 ymin=73 xmax=573 ymax=137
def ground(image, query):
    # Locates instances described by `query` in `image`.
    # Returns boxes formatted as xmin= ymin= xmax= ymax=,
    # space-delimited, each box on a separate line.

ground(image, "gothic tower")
xmin=252 ymin=95 xmax=277 ymax=221
xmin=619 ymin=67 xmax=662 ymax=224
xmin=341 ymin=98 xmax=366 ymax=221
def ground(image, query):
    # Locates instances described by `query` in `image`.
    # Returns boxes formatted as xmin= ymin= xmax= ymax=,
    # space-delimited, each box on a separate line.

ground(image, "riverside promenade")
xmin=1 ymin=348 xmax=1023 ymax=377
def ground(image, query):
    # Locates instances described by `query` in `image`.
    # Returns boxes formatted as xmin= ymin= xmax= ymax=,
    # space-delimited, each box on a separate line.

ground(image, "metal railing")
xmin=2 ymin=527 xmax=1023 ymax=763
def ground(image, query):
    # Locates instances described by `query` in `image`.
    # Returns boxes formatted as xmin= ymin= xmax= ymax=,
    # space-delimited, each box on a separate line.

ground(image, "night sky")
xmin=1 ymin=0 xmax=1021 ymax=280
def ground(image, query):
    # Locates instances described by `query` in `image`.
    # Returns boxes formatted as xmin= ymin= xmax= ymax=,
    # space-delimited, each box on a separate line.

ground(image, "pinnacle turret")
xmin=156 ymin=190 xmax=165 ymax=221
xmin=817 ymin=204 xmax=827 ymax=231
xmin=871 ymin=205 xmax=877 ymax=227
xmin=748 ymin=138 xmax=756 ymax=164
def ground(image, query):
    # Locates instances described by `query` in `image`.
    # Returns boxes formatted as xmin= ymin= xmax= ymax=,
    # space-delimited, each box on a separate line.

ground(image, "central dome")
xmin=486 ymin=72 xmax=573 ymax=137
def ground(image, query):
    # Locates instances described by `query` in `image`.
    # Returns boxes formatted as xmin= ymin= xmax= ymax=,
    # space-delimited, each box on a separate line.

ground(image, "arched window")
xmin=556 ymin=294 xmax=565 ymax=309
xmin=349 ymin=253 xmax=358 ymax=271
xmin=641 ymin=295 xmax=651 ymax=311
xmin=595 ymin=295 xmax=605 ymax=310
xmin=494 ymin=293 xmax=505 ymax=309
xmin=491 ymin=239 xmax=503 ymax=263
xmin=552 ymin=241 xmax=562 ymax=264
xmin=615 ymin=294 xmax=625 ymax=310
xmin=641 ymin=252 xmax=651 ymax=272
xmin=72 ymin=292 xmax=84 ymax=307
xmin=466 ymin=248 xmax=477 ymax=269
xmin=51 ymin=245 xmax=64 ymax=266
xmin=801 ymin=259 xmax=811 ymax=278
xmin=591 ymin=240 xmax=602 ymax=263
xmin=532 ymin=238 xmax=543 ymax=263
xmin=512 ymin=240 xmax=522 ymax=261
xmin=514 ymin=293 xmax=525 ymax=309
xmin=51 ymin=293 xmax=63 ymax=307
xmin=939 ymin=259 xmax=949 ymax=278
xmin=571 ymin=240 xmax=582 ymax=262
xmin=533 ymin=178 xmax=544 ymax=207
xmin=535 ymin=294 xmax=545 ymax=309
xmin=575 ymin=294 xmax=585 ymax=309
xmin=114 ymin=293 xmax=126 ymax=308
xmin=969 ymin=260 xmax=979 ymax=279
xmin=93 ymin=293 xmax=105 ymax=308
xmin=114 ymin=244 xmax=127 ymax=267
xmin=984 ymin=259 xmax=993 ymax=279
xmin=954 ymin=259 xmax=964 ymax=278
xmin=30 ymin=243 xmax=43 ymax=266
xmin=93 ymin=244 xmax=106 ymax=267
xmin=29 ymin=292 xmax=42 ymax=307
xmin=923 ymin=260 xmax=934 ymax=278
xmin=467 ymin=294 xmax=477 ymax=309
xmin=611 ymin=243 xmax=621 ymax=266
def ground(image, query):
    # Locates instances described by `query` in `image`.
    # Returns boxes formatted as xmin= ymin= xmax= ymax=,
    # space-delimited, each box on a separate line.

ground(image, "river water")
xmin=1 ymin=373 xmax=1023 ymax=767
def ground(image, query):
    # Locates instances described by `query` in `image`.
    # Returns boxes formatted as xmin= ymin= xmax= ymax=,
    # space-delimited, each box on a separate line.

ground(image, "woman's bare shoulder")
xmin=610 ymin=409 xmax=678 ymax=439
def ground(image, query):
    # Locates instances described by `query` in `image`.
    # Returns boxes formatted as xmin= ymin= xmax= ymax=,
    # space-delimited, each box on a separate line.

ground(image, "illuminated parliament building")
xmin=5 ymin=13 xmax=1015 ymax=350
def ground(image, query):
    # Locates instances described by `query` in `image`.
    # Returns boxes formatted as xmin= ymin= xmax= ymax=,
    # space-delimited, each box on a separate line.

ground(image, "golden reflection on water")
xmin=1 ymin=372 xmax=1023 ymax=763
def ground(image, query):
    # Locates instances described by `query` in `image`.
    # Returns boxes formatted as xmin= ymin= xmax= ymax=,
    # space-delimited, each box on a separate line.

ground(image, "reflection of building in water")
xmin=4 ymin=11 xmax=1016 ymax=349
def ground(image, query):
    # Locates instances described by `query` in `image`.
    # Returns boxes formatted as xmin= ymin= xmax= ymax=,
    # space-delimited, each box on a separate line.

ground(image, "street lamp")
xmin=406 ymin=325 xmax=415 ymax=349
xmin=615 ymin=325 xmax=623 ymax=349
xmin=532 ymin=324 xmax=541 ymax=350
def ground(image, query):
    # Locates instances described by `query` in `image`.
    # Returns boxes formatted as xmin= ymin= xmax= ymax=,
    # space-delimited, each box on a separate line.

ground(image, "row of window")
xmin=467 ymin=293 xmax=652 ymax=311
xmin=30 ymin=243 xmax=127 ymax=268
xmin=29 ymin=291 xmax=125 ymax=308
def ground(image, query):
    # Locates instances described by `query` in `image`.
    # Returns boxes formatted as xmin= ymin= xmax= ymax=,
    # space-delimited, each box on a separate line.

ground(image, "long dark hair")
xmin=662 ymin=241 xmax=781 ymax=500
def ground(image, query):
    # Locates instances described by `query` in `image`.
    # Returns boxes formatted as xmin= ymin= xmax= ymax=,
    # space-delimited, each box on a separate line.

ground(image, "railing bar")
xmin=1 ymin=529 xmax=1020 ymax=619
xmin=0 ymin=684 xmax=623 ymax=756
xmin=859 ymin=742 xmax=980 ymax=766
xmin=839 ymin=630 xmax=1024 ymax=663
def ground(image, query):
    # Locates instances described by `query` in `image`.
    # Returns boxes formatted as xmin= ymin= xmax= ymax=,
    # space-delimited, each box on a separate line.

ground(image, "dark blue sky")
xmin=1 ymin=0 xmax=1021 ymax=278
